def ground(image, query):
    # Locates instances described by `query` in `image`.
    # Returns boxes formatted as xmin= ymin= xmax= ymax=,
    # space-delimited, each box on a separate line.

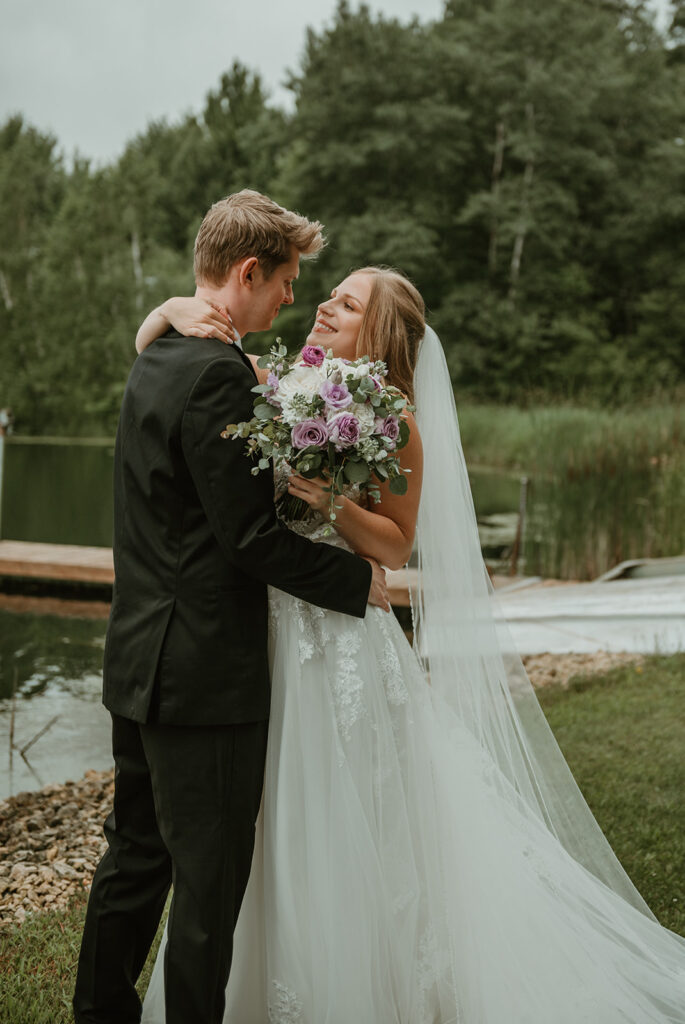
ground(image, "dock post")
xmin=0 ymin=408 xmax=13 ymax=539
xmin=0 ymin=427 xmax=4 ymax=540
xmin=509 ymin=475 xmax=529 ymax=576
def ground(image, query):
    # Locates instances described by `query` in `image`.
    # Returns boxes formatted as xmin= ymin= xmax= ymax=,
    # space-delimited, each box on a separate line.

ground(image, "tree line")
xmin=1 ymin=0 xmax=684 ymax=435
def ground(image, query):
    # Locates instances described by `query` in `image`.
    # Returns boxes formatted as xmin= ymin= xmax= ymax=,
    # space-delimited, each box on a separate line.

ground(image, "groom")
xmin=73 ymin=190 xmax=387 ymax=1024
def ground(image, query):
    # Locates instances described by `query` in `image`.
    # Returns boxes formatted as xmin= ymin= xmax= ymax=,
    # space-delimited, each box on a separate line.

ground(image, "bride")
xmin=137 ymin=268 xmax=685 ymax=1022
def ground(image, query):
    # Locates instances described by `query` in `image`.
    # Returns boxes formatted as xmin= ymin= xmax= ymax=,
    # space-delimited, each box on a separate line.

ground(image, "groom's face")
xmin=243 ymin=250 xmax=300 ymax=334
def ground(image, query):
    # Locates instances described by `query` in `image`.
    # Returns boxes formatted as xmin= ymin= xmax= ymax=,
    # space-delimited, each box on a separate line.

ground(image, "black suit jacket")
xmin=102 ymin=332 xmax=372 ymax=726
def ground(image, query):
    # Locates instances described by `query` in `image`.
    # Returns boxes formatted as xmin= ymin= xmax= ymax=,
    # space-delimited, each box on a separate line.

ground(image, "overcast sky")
xmin=1 ymin=0 xmax=673 ymax=167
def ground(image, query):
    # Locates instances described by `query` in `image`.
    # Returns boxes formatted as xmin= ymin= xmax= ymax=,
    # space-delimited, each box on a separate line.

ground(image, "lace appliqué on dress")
xmin=293 ymin=598 xmax=331 ymax=664
xmin=268 ymin=980 xmax=303 ymax=1024
xmin=415 ymin=923 xmax=458 ymax=1024
xmin=332 ymin=629 xmax=367 ymax=742
xmin=375 ymin=608 xmax=409 ymax=707
xmin=268 ymin=592 xmax=331 ymax=664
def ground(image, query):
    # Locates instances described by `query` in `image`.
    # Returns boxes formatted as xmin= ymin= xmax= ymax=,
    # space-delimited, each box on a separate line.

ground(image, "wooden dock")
xmin=386 ymin=568 xmax=418 ymax=608
xmin=0 ymin=541 xmax=418 ymax=607
xmin=0 ymin=541 xmax=114 ymax=585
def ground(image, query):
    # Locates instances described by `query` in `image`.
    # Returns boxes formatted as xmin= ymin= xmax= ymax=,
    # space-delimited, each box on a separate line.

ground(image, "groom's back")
xmin=103 ymin=332 xmax=269 ymax=725
xmin=112 ymin=333 xmax=252 ymax=590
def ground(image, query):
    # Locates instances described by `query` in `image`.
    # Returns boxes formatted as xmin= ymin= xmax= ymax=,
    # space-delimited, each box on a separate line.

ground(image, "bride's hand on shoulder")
xmin=135 ymin=297 xmax=236 ymax=354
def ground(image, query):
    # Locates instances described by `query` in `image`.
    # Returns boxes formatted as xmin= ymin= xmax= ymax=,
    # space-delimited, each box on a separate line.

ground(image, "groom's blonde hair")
xmin=194 ymin=189 xmax=325 ymax=284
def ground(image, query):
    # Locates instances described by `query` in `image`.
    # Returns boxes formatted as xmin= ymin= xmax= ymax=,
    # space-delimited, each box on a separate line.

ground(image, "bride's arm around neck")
xmin=135 ymin=297 xmax=235 ymax=354
xmin=287 ymin=411 xmax=423 ymax=571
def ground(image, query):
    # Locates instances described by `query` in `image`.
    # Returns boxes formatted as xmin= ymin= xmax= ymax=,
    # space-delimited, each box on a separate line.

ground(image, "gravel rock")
xmin=522 ymin=651 xmax=643 ymax=689
xmin=0 ymin=768 xmax=113 ymax=927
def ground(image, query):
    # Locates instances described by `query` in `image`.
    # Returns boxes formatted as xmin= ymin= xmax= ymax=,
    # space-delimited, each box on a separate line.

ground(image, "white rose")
xmin=276 ymin=365 xmax=324 ymax=407
xmin=350 ymin=362 xmax=372 ymax=379
xmin=354 ymin=402 xmax=376 ymax=437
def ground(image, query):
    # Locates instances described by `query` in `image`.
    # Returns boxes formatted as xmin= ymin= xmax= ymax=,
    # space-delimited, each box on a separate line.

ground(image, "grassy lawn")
xmin=538 ymin=653 xmax=685 ymax=935
xmin=0 ymin=897 xmax=166 ymax=1024
xmin=1 ymin=654 xmax=684 ymax=1021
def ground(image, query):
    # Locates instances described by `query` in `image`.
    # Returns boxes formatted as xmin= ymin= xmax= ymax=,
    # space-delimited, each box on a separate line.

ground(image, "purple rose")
xmin=301 ymin=345 xmax=326 ymax=367
xmin=319 ymin=379 xmax=353 ymax=410
xmin=291 ymin=417 xmax=329 ymax=449
xmin=375 ymin=414 xmax=401 ymax=448
xmin=328 ymin=412 xmax=361 ymax=450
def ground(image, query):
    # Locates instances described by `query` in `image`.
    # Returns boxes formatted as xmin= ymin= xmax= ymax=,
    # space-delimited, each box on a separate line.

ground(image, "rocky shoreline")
xmin=0 ymin=769 xmax=113 ymax=926
xmin=0 ymin=651 xmax=643 ymax=927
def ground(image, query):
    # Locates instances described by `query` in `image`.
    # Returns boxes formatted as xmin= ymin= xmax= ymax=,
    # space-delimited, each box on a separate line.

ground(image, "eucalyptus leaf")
xmin=389 ymin=474 xmax=408 ymax=495
xmin=344 ymin=460 xmax=370 ymax=484
xmin=397 ymin=420 xmax=410 ymax=449
xmin=255 ymin=403 xmax=279 ymax=421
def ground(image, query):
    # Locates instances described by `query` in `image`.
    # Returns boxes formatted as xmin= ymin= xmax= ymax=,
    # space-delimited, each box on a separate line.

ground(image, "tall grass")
xmin=458 ymin=403 xmax=685 ymax=579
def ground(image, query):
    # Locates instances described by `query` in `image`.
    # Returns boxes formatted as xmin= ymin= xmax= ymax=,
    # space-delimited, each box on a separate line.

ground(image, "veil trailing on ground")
xmin=412 ymin=326 xmax=662 ymax=918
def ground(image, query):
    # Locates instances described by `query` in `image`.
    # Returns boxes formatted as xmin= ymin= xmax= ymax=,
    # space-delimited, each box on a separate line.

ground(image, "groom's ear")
xmin=237 ymin=257 xmax=259 ymax=288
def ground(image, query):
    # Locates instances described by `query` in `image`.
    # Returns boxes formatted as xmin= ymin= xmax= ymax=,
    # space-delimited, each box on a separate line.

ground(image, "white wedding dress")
xmin=142 ymin=331 xmax=685 ymax=1023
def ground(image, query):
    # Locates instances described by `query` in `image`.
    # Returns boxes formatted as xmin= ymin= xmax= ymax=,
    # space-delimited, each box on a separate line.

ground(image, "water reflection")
xmin=0 ymin=605 xmax=111 ymax=799
xmin=1 ymin=440 xmax=114 ymax=547
xmin=0 ymin=441 xmax=521 ymax=553
xmin=0 ymin=607 xmax=106 ymax=701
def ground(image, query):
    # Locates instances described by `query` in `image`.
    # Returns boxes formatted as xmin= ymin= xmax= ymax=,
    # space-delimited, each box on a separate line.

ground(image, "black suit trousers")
xmin=73 ymin=711 xmax=268 ymax=1024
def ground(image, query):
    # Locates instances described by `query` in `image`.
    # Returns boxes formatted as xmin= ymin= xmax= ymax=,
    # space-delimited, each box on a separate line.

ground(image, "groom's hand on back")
xmin=364 ymin=558 xmax=390 ymax=612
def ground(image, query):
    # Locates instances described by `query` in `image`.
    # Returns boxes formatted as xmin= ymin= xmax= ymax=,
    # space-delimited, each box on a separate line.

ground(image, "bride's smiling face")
xmin=305 ymin=273 xmax=374 ymax=361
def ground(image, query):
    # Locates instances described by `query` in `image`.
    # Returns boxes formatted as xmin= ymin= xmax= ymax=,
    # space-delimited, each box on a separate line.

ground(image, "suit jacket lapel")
xmin=231 ymin=342 xmax=258 ymax=382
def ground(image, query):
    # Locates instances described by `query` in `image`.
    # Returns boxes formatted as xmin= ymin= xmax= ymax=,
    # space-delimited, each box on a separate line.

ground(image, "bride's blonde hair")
xmin=352 ymin=267 xmax=425 ymax=403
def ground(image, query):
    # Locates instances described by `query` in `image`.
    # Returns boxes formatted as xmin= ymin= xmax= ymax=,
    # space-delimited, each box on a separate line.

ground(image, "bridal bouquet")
xmin=222 ymin=341 xmax=412 ymax=524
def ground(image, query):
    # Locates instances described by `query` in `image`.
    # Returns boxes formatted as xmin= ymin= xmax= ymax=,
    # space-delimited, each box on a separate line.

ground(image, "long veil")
xmin=412 ymin=326 xmax=676 ymax=920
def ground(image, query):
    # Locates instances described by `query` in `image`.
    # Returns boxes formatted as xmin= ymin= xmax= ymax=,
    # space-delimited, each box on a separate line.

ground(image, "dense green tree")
xmin=1 ymin=2 xmax=684 ymax=432
xmin=0 ymin=118 xmax=66 ymax=427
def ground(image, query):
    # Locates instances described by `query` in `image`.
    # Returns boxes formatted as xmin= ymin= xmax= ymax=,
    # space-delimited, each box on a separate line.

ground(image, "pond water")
xmin=0 ymin=603 xmax=110 ymax=800
xmin=1 ymin=439 xmax=115 ymax=547
xmin=0 ymin=439 xmax=521 ymax=550
xmin=0 ymin=441 xmax=522 ymax=799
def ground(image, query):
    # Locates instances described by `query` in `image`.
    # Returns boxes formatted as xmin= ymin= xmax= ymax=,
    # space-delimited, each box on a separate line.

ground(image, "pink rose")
xmin=328 ymin=412 xmax=361 ymax=450
xmin=301 ymin=345 xmax=326 ymax=367
xmin=378 ymin=415 xmax=400 ymax=445
xmin=320 ymin=379 xmax=353 ymax=410
xmin=291 ymin=417 xmax=329 ymax=449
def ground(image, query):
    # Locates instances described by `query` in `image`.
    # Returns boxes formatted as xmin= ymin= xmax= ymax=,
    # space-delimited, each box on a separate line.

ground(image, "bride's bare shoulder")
xmin=247 ymin=354 xmax=269 ymax=385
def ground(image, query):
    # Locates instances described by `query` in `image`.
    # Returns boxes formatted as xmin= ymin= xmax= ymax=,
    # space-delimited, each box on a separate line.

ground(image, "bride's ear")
xmin=238 ymin=257 xmax=259 ymax=287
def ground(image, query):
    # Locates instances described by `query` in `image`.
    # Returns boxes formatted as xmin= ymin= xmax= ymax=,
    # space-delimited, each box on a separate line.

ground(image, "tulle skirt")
xmin=143 ymin=591 xmax=685 ymax=1023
